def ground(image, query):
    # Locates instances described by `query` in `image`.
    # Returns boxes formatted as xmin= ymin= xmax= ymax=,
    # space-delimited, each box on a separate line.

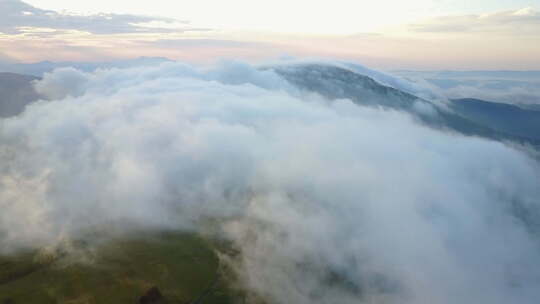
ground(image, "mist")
xmin=1 ymin=61 xmax=540 ymax=303
xmin=392 ymin=70 xmax=540 ymax=106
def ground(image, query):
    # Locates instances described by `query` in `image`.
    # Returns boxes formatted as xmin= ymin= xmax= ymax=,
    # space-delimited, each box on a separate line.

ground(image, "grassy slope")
xmin=0 ymin=232 xmax=237 ymax=304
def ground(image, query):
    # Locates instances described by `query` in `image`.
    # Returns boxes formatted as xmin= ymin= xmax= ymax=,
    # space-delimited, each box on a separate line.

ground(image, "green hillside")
xmin=0 ymin=232 xmax=237 ymax=304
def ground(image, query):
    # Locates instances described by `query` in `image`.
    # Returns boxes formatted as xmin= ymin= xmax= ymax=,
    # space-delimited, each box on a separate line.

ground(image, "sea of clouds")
xmin=1 ymin=61 xmax=540 ymax=303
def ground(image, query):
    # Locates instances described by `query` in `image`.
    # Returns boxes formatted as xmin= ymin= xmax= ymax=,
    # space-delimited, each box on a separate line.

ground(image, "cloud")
xmin=392 ymin=70 xmax=540 ymax=105
xmin=34 ymin=67 xmax=91 ymax=99
xmin=346 ymin=32 xmax=383 ymax=38
xmin=442 ymin=84 xmax=540 ymax=105
xmin=2 ymin=61 xmax=540 ymax=303
xmin=135 ymin=39 xmax=286 ymax=61
xmin=0 ymin=0 xmax=206 ymax=35
xmin=147 ymin=39 xmax=268 ymax=48
xmin=410 ymin=7 xmax=540 ymax=35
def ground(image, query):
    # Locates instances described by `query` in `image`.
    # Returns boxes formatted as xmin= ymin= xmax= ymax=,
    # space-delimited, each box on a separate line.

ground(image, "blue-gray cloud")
xmin=392 ymin=70 xmax=540 ymax=105
xmin=0 ymin=0 xmax=209 ymax=34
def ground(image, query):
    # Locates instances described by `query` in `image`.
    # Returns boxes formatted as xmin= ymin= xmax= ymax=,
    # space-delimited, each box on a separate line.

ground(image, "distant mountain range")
xmin=391 ymin=69 xmax=540 ymax=106
xmin=2 ymin=62 xmax=539 ymax=149
xmin=394 ymin=70 xmax=540 ymax=80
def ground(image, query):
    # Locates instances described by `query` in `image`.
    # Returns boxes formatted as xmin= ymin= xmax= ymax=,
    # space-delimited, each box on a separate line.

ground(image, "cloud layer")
xmin=411 ymin=7 xmax=540 ymax=35
xmin=393 ymin=70 xmax=540 ymax=105
xmin=2 ymin=62 xmax=540 ymax=303
xmin=0 ymin=0 xmax=203 ymax=34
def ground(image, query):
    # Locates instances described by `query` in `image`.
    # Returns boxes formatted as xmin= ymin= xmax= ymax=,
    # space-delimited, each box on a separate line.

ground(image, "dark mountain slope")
xmin=272 ymin=64 xmax=540 ymax=147
xmin=450 ymin=98 xmax=540 ymax=140
xmin=0 ymin=72 xmax=41 ymax=117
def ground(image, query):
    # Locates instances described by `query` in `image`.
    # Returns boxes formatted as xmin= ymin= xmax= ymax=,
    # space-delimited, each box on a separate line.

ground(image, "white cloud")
xmin=1 ymin=61 xmax=540 ymax=303
xmin=513 ymin=7 xmax=537 ymax=16
xmin=411 ymin=7 xmax=540 ymax=35
xmin=34 ymin=67 xmax=92 ymax=99
xmin=413 ymin=100 xmax=439 ymax=117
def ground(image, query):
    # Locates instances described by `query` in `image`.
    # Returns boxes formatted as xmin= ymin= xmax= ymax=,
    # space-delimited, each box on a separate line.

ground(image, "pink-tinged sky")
xmin=0 ymin=0 xmax=539 ymax=70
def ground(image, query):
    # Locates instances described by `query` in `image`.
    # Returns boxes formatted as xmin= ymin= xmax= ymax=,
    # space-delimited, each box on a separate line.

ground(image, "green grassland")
xmin=0 ymin=231 xmax=238 ymax=304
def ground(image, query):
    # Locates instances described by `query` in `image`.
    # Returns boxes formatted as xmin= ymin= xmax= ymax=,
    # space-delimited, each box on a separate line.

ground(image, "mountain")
xmin=450 ymin=98 xmax=540 ymax=141
xmin=272 ymin=64 xmax=540 ymax=147
xmin=0 ymin=72 xmax=41 ymax=117
xmin=0 ymin=232 xmax=236 ymax=304
xmin=393 ymin=70 xmax=540 ymax=80
xmin=2 ymin=62 xmax=538 ymax=148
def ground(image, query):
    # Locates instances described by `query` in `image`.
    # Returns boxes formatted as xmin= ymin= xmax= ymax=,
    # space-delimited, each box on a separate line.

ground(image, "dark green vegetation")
xmin=0 ymin=232 xmax=238 ymax=304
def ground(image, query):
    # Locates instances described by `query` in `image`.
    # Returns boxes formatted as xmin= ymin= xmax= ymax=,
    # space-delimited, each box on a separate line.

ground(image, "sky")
xmin=22 ymin=0 xmax=539 ymax=33
xmin=1 ymin=0 xmax=539 ymax=69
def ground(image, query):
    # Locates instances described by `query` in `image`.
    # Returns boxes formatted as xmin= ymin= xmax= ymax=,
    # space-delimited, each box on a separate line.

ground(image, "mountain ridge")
xmin=272 ymin=63 xmax=540 ymax=148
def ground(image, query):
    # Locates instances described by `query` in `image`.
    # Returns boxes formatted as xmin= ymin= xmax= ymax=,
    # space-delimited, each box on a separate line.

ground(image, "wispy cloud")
xmin=146 ymin=38 xmax=269 ymax=49
xmin=0 ymin=0 xmax=208 ymax=35
xmin=392 ymin=70 xmax=540 ymax=105
xmin=410 ymin=7 xmax=540 ymax=35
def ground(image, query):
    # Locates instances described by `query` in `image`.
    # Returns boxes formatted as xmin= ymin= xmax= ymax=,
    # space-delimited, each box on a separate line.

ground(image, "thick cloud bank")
xmin=2 ymin=62 xmax=540 ymax=303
